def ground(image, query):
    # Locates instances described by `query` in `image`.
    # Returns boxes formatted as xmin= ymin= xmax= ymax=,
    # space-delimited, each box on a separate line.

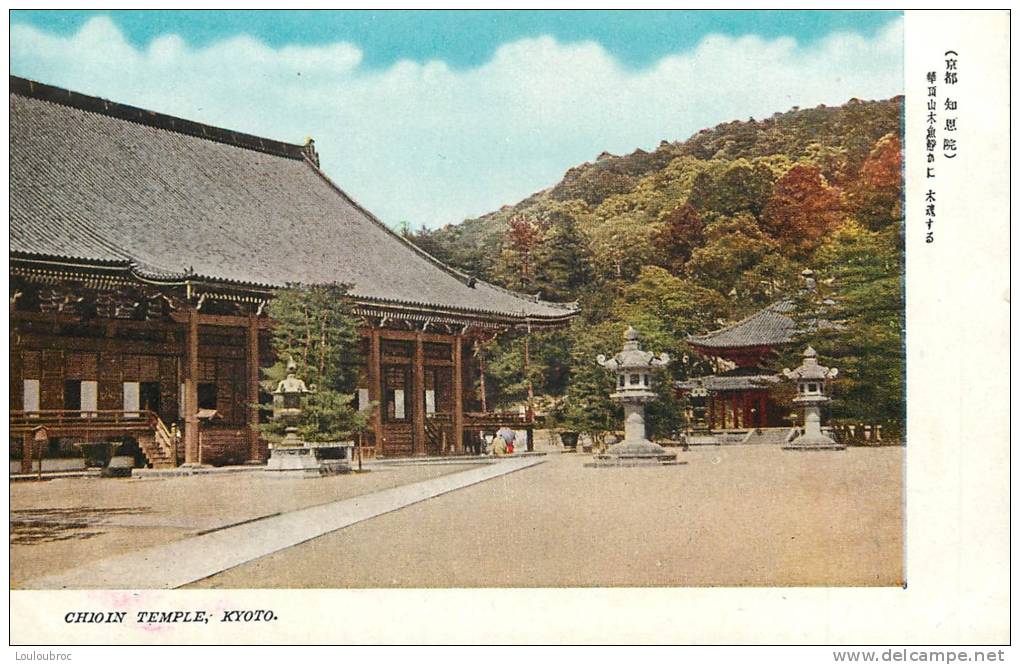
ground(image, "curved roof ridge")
xmin=10 ymin=75 xmax=307 ymax=161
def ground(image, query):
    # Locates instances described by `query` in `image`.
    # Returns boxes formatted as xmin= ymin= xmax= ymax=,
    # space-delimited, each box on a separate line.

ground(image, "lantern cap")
xmin=782 ymin=346 xmax=837 ymax=381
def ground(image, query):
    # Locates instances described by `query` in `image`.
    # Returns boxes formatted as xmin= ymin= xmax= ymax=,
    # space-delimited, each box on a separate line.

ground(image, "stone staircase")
xmin=137 ymin=416 xmax=178 ymax=469
xmin=742 ymin=427 xmax=798 ymax=446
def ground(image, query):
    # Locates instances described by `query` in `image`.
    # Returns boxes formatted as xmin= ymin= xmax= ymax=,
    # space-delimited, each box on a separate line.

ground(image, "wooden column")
xmin=413 ymin=332 xmax=426 ymax=455
xmin=370 ymin=328 xmax=384 ymax=456
xmin=742 ymin=393 xmax=752 ymax=429
xmin=453 ymin=334 xmax=464 ymax=454
xmin=183 ymin=306 xmax=200 ymax=464
xmin=707 ymin=396 xmax=715 ymax=431
xmin=730 ymin=394 xmax=740 ymax=429
xmin=759 ymin=394 xmax=768 ymax=428
xmin=246 ymin=314 xmax=262 ymax=462
xmin=21 ymin=432 xmax=33 ymax=474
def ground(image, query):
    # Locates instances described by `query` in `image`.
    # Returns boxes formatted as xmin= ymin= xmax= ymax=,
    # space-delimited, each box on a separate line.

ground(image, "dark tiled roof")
xmin=688 ymin=300 xmax=798 ymax=349
xmin=9 ymin=76 xmax=577 ymax=323
xmin=677 ymin=367 xmax=780 ymax=392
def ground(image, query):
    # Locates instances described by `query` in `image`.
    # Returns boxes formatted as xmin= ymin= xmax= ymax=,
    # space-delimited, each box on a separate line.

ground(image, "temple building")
xmin=9 ymin=76 xmax=577 ymax=472
xmin=676 ymin=271 xmax=834 ymax=442
xmin=676 ymin=300 xmax=797 ymax=431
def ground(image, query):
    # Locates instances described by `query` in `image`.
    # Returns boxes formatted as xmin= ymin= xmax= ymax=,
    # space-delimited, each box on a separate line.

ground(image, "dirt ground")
xmin=9 ymin=463 xmax=480 ymax=587
xmin=188 ymin=445 xmax=904 ymax=588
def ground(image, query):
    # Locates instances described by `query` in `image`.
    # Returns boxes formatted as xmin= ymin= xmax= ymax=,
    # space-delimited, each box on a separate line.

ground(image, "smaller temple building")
xmin=676 ymin=270 xmax=838 ymax=445
xmin=677 ymin=299 xmax=798 ymax=432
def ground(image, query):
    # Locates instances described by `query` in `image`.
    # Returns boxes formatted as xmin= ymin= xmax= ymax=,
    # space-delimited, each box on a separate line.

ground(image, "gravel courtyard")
xmin=189 ymin=445 xmax=904 ymax=588
xmin=9 ymin=462 xmax=480 ymax=588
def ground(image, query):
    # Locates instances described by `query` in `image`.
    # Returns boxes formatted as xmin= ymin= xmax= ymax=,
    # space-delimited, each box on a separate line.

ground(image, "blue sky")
xmin=10 ymin=10 xmax=904 ymax=228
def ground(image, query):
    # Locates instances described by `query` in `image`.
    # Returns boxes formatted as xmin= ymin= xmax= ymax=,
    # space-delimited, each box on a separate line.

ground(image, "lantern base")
xmin=587 ymin=439 xmax=679 ymax=467
xmin=265 ymin=442 xmax=355 ymax=478
xmin=782 ymin=433 xmax=845 ymax=451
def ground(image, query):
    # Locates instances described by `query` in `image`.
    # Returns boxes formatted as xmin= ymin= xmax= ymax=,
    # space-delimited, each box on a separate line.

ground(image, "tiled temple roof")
xmin=9 ymin=76 xmax=577 ymax=325
xmin=688 ymin=300 xmax=799 ymax=350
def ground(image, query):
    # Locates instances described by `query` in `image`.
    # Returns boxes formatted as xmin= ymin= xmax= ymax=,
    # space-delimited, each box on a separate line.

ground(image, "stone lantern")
xmin=265 ymin=358 xmax=353 ymax=477
xmin=592 ymin=326 xmax=677 ymax=466
xmin=271 ymin=357 xmax=315 ymax=447
xmin=782 ymin=346 xmax=843 ymax=450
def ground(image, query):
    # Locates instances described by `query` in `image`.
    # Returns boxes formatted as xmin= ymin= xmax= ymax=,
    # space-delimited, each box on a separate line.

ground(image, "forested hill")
xmin=404 ymin=95 xmax=905 ymax=432
xmin=407 ymin=95 xmax=903 ymax=298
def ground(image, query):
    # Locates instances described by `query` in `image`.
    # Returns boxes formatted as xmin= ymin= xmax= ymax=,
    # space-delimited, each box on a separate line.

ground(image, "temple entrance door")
xmin=382 ymin=364 xmax=413 ymax=457
xmin=423 ymin=367 xmax=453 ymax=455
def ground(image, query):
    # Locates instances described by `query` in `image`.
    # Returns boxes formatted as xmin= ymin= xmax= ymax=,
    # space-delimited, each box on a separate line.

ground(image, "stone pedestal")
xmin=265 ymin=442 xmax=354 ymax=478
xmin=588 ymin=395 xmax=678 ymax=467
xmin=783 ymin=404 xmax=844 ymax=450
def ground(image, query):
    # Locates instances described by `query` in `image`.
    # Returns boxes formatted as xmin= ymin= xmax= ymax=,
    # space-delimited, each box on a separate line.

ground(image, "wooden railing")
xmin=10 ymin=409 xmax=178 ymax=467
xmin=463 ymin=410 xmax=532 ymax=429
xmin=151 ymin=414 xmax=178 ymax=463
xmin=10 ymin=409 xmax=162 ymax=433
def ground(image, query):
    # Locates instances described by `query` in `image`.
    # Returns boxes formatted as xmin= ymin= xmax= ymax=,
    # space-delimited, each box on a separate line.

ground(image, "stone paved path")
xmin=22 ymin=456 xmax=545 ymax=589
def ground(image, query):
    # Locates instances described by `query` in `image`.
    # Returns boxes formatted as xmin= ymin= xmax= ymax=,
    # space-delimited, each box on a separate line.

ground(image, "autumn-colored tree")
xmin=501 ymin=213 xmax=546 ymax=289
xmin=847 ymin=134 xmax=903 ymax=230
xmin=761 ymin=164 xmax=846 ymax=257
xmin=654 ymin=203 xmax=705 ymax=273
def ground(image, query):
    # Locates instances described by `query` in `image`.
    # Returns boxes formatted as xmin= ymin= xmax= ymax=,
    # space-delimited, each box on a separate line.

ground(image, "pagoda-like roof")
xmin=676 ymin=367 xmax=780 ymax=392
xmin=688 ymin=300 xmax=799 ymax=350
xmin=9 ymin=76 xmax=577 ymax=326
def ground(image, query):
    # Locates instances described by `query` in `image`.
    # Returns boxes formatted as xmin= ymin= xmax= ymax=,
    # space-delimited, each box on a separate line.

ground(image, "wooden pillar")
xmin=742 ymin=393 xmax=752 ymax=428
xmin=370 ymin=328 xmax=384 ymax=456
xmin=413 ymin=332 xmax=426 ymax=456
xmin=246 ymin=314 xmax=262 ymax=462
xmin=707 ymin=395 xmax=715 ymax=431
xmin=183 ymin=306 xmax=200 ymax=464
xmin=453 ymin=334 xmax=464 ymax=454
xmin=759 ymin=394 xmax=768 ymax=428
xmin=21 ymin=431 xmax=32 ymax=474
xmin=731 ymin=393 xmax=739 ymax=428
xmin=477 ymin=342 xmax=488 ymax=412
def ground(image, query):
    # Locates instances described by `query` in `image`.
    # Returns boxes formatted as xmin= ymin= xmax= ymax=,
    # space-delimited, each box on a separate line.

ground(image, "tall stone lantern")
xmin=782 ymin=346 xmax=843 ymax=450
xmin=592 ymin=326 xmax=677 ymax=466
xmin=265 ymin=358 xmax=354 ymax=477
xmin=271 ymin=357 xmax=315 ymax=447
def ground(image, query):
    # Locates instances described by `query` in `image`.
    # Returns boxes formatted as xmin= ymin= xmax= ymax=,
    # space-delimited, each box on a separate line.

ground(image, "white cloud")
xmin=10 ymin=16 xmax=903 ymax=228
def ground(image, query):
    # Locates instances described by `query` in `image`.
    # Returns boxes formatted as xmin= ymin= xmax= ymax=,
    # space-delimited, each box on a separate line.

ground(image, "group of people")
xmin=488 ymin=426 xmax=517 ymax=456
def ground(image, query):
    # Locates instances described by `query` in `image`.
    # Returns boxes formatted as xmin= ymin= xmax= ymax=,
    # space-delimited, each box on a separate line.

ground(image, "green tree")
xmin=686 ymin=213 xmax=780 ymax=296
xmin=586 ymin=211 xmax=659 ymax=281
xmin=559 ymin=320 xmax=622 ymax=441
xmin=787 ymin=222 xmax=905 ymax=432
xmin=687 ymin=158 xmax=775 ymax=218
xmin=531 ymin=205 xmax=594 ymax=301
xmin=259 ymin=283 xmax=369 ymax=443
